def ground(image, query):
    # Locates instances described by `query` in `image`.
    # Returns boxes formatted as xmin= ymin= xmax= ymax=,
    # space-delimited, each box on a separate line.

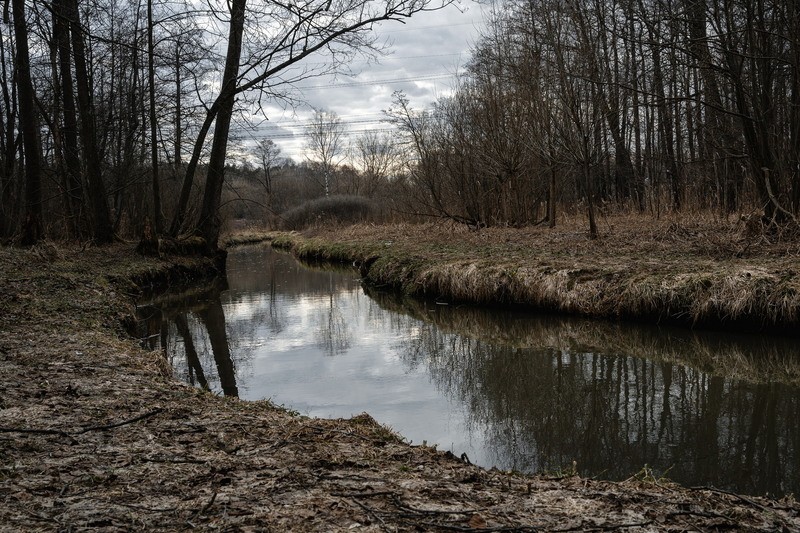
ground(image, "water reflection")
xmin=137 ymin=244 xmax=800 ymax=498
xmin=370 ymin=290 xmax=800 ymax=497
xmin=137 ymin=279 xmax=239 ymax=397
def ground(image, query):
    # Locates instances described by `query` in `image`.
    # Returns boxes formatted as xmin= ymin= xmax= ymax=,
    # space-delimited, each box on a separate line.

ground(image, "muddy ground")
xmin=1 ymin=237 xmax=799 ymax=531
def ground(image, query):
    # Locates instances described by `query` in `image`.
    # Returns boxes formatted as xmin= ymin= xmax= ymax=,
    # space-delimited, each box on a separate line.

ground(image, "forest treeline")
xmin=2 ymin=0 xmax=800 ymax=248
xmin=388 ymin=0 xmax=800 ymax=236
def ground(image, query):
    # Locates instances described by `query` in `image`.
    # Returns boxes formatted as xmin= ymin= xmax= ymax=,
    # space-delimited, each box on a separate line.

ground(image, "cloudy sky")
xmin=236 ymin=1 xmax=488 ymax=163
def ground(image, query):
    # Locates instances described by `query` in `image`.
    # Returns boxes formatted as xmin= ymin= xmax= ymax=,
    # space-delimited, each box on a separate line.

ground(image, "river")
xmin=137 ymin=243 xmax=800 ymax=498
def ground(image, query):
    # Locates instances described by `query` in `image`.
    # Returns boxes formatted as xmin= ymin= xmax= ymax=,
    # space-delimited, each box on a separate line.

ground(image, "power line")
xmin=257 ymin=118 xmax=388 ymax=130
xmin=295 ymin=73 xmax=456 ymax=90
xmin=241 ymin=127 xmax=400 ymax=140
xmin=378 ymin=20 xmax=485 ymax=34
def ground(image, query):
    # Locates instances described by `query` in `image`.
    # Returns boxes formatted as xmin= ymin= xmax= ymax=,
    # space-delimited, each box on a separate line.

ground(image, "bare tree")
xmin=352 ymin=130 xmax=398 ymax=197
xmin=306 ymin=109 xmax=345 ymax=196
xmin=12 ymin=0 xmax=44 ymax=245
xmin=66 ymin=0 xmax=114 ymax=243
xmin=255 ymin=138 xmax=281 ymax=209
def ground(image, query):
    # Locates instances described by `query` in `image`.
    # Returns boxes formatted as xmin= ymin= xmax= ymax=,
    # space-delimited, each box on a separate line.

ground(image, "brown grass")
xmin=266 ymin=215 xmax=800 ymax=333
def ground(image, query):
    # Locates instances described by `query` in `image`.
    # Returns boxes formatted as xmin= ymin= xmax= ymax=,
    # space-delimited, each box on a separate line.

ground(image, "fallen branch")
xmin=764 ymin=170 xmax=799 ymax=225
xmin=77 ymin=408 xmax=163 ymax=434
xmin=691 ymin=485 xmax=773 ymax=514
xmin=390 ymin=494 xmax=479 ymax=517
xmin=0 ymin=408 xmax=163 ymax=440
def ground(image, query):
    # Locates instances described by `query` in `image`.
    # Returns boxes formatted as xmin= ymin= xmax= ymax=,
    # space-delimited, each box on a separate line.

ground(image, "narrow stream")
xmin=137 ymin=243 xmax=800 ymax=498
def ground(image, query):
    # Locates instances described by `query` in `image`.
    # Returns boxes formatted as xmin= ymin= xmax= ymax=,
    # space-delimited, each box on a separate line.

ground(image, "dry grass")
xmin=268 ymin=214 xmax=800 ymax=333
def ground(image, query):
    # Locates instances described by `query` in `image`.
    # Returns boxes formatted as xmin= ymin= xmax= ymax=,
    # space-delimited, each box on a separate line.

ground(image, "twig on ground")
xmin=691 ymin=486 xmax=773 ymax=514
xmin=413 ymin=520 xmax=538 ymax=532
xmin=551 ymin=521 xmax=652 ymax=532
xmin=351 ymin=499 xmax=392 ymax=532
xmin=333 ymin=490 xmax=396 ymax=498
xmin=189 ymin=490 xmax=218 ymax=522
xmin=0 ymin=427 xmax=70 ymax=437
xmin=143 ymin=456 xmax=208 ymax=464
xmin=77 ymin=408 xmax=163 ymax=434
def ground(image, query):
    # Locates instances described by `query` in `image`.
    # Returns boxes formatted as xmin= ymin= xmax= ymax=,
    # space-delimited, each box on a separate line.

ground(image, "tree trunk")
xmin=651 ymin=34 xmax=681 ymax=211
xmin=586 ymin=158 xmax=598 ymax=240
xmin=174 ymin=41 xmax=182 ymax=172
xmin=168 ymin=108 xmax=216 ymax=237
xmin=66 ymin=0 xmax=114 ymax=243
xmin=0 ymin=22 xmax=18 ymax=240
xmin=13 ymin=0 xmax=43 ymax=245
xmin=54 ymin=0 xmax=83 ymax=238
xmin=197 ymin=0 xmax=247 ymax=252
xmin=147 ymin=0 xmax=163 ymax=234
xmin=548 ymin=163 xmax=556 ymax=228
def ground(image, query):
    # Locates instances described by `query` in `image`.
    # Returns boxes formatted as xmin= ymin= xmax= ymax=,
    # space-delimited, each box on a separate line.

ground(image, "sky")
xmin=235 ymin=1 xmax=487 ymax=164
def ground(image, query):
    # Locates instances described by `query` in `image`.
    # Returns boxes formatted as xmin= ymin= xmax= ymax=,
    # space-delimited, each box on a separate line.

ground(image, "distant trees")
xmin=351 ymin=130 xmax=400 ymax=198
xmin=254 ymin=139 xmax=281 ymax=211
xmin=306 ymin=109 xmax=345 ymax=197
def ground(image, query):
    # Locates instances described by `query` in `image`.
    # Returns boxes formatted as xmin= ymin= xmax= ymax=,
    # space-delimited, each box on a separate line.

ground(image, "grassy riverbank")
xmin=267 ymin=215 xmax=800 ymax=334
xmin=1 ymin=239 xmax=798 ymax=531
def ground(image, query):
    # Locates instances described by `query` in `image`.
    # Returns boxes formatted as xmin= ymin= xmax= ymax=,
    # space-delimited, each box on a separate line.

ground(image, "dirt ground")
xmin=1 ymin=235 xmax=799 ymax=531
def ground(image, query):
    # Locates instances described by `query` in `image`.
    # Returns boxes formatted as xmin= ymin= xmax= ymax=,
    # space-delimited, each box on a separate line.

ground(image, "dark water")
xmin=137 ymin=244 xmax=800 ymax=498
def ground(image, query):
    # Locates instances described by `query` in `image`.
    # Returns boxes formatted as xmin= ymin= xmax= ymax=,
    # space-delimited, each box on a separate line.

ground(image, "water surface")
xmin=137 ymin=244 xmax=800 ymax=498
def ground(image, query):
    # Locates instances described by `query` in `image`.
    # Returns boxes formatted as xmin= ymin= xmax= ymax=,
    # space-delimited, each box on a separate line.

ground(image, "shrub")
xmin=279 ymin=195 xmax=376 ymax=230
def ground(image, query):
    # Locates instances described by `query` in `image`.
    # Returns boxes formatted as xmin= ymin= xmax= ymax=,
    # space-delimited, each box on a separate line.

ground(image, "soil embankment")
xmin=270 ymin=218 xmax=800 ymax=334
xmin=1 ymin=237 xmax=798 ymax=531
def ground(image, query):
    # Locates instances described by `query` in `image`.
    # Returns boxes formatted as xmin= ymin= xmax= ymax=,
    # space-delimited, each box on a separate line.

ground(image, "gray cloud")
xmin=243 ymin=1 xmax=486 ymax=162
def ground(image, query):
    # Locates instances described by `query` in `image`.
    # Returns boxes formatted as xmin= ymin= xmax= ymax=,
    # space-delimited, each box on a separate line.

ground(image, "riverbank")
xmin=267 ymin=216 xmax=800 ymax=334
xmin=1 ymin=240 xmax=798 ymax=531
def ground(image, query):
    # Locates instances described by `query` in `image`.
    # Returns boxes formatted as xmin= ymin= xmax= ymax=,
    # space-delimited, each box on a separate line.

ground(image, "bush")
xmin=280 ymin=195 xmax=376 ymax=230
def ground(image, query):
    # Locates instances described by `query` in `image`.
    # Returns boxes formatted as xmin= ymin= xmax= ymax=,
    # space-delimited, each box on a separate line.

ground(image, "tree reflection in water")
xmin=137 ymin=279 xmax=240 ymax=397
xmin=367 ymin=289 xmax=800 ymax=498
xmin=173 ymin=313 xmax=209 ymax=391
xmin=137 ymin=244 xmax=800 ymax=498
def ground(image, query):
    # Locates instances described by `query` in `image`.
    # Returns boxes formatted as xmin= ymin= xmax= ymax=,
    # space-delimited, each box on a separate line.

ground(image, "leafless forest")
xmin=2 ymin=0 xmax=800 ymax=249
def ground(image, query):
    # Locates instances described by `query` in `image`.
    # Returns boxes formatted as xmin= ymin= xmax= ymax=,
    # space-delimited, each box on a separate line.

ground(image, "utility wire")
xmin=295 ymin=73 xmax=456 ymax=90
